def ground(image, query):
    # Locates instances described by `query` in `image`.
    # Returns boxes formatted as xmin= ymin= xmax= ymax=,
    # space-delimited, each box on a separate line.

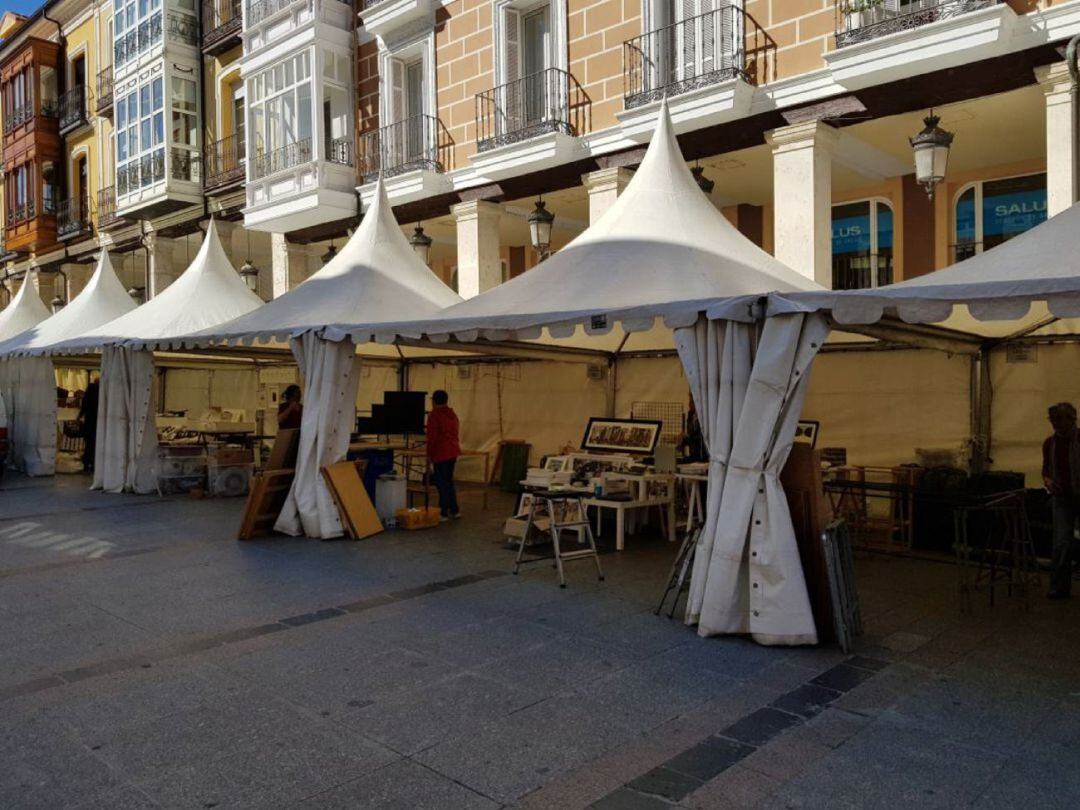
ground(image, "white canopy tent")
xmin=319 ymin=101 xmax=827 ymax=645
xmin=45 ymin=220 xmax=263 ymax=493
xmin=0 ymin=252 xmax=136 ymax=475
xmin=170 ymin=178 xmax=464 ymax=539
xmin=0 ymin=271 xmax=53 ymax=469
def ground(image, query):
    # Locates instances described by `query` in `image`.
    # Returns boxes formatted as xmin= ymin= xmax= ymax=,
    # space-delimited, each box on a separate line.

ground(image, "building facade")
xmin=1 ymin=0 xmax=1077 ymax=313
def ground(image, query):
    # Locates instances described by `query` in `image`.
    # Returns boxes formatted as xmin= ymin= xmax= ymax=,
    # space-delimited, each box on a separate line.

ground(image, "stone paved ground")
xmin=1 ymin=472 xmax=1077 ymax=808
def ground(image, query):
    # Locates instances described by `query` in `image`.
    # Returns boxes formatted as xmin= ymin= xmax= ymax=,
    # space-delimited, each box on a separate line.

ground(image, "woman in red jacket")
xmin=426 ymin=389 xmax=461 ymax=520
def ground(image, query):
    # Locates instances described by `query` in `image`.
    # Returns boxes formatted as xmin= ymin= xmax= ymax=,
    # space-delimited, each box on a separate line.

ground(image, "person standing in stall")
xmin=1043 ymin=401 xmax=1080 ymax=599
xmin=78 ymin=377 xmax=100 ymax=473
xmin=426 ymin=389 xmax=461 ymax=521
xmin=277 ymin=384 xmax=303 ymax=431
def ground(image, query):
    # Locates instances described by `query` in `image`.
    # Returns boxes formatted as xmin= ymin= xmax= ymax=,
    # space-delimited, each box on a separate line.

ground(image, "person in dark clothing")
xmin=426 ymin=389 xmax=461 ymax=520
xmin=679 ymin=398 xmax=707 ymax=462
xmin=78 ymin=379 xmax=100 ymax=473
xmin=1042 ymin=401 xmax=1080 ymax=599
xmin=277 ymin=384 xmax=303 ymax=430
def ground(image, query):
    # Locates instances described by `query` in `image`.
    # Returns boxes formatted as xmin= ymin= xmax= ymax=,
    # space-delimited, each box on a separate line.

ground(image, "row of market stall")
xmin=3 ymin=100 xmax=1080 ymax=645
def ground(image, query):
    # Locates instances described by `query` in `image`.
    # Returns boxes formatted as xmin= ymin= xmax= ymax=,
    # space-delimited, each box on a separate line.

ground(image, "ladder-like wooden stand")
xmin=513 ymin=490 xmax=605 ymax=588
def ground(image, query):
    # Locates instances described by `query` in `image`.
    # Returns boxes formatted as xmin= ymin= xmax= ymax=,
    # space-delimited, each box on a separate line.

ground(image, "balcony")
xmin=57 ymin=197 xmax=93 ymax=241
xmin=204 ymin=133 xmax=245 ymax=192
xmin=97 ymin=65 xmax=113 ymax=115
xmin=835 ymin=0 xmax=999 ymax=47
xmin=251 ymin=138 xmax=313 ymax=180
xmin=247 ymin=0 xmax=298 ymax=26
xmin=114 ymin=11 xmax=163 ymax=70
xmin=202 ymin=0 xmax=242 ymax=55
xmin=167 ymin=11 xmax=199 ymax=46
xmin=97 ymin=186 xmax=127 ymax=230
xmin=358 ymin=114 xmax=446 ymax=181
xmin=2 ymin=100 xmax=58 ymax=136
xmin=476 ymin=68 xmax=587 ymax=153
xmin=58 ymin=86 xmax=89 ymax=135
xmin=826 ymin=0 xmax=1015 ymax=88
xmin=4 ymin=196 xmax=59 ymax=253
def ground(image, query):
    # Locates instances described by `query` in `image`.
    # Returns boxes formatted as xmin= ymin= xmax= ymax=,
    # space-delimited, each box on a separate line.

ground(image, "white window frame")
xmin=952 ymin=171 xmax=1048 ymax=258
xmin=493 ymin=0 xmax=567 ymax=88
xmin=247 ymin=50 xmax=314 ymax=167
xmin=831 ymin=196 xmax=894 ymax=289
xmin=378 ymin=29 xmax=436 ymax=127
xmin=115 ymin=74 xmax=165 ymax=193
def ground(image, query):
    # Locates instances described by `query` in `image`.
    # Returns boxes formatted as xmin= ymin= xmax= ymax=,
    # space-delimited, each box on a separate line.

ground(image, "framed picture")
xmin=543 ymin=455 xmax=569 ymax=472
xmin=581 ymin=418 xmax=662 ymax=455
xmin=794 ymin=420 xmax=820 ymax=448
xmin=514 ymin=492 xmax=536 ymax=517
xmin=645 ymin=477 xmax=673 ymax=500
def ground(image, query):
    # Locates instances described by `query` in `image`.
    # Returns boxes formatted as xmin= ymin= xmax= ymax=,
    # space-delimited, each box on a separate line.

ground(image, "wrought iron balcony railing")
xmin=97 ymin=65 xmax=114 ymax=114
xmin=171 ymin=148 xmax=201 ymax=182
xmin=167 ymin=11 xmax=198 ymax=45
xmin=835 ymin=0 xmax=999 ymax=48
xmin=115 ymin=11 xmax=163 ymax=66
xmin=247 ymin=0 xmax=296 ymax=26
xmin=358 ymin=114 xmax=445 ymax=180
xmin=623 ymin=7 xmax=774 ymax=109
xmin=326 ymin=137 xmax=354 ymax=167
xmin=57 ymin=197 xmax=93 ymax=240
xmin=3 ymin=102 xmax=32 ymax=133
xmin=832 ymin=255 xmax=893 ymax=290
xmin=6 ymin=200 xmax=34 ymax=226
xmin=251 ymin=137 xmax=313 ymax=179
xmin=58 ymin=86 xmax=89 ymax=133
xmin=117 ymin=150 xmax=166 ymax=195
xmin=476 ymin=68 xmax=588 ymax=152
xmin=204 ymin=133 xmax=245 ymax=191
xmin=97 ymin=186 xmax=126 ymax=230
xmin=202 ymin=0 xmax=242 ymax=52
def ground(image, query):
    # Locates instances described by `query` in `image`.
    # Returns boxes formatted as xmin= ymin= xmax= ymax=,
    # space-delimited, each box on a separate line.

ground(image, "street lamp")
xmin=409 ymin=223 xmax=433 ymax=265
xmin=910 ymin=112 xmax=953 ymax=199
xmin=50 ymin=294 xmax=65 ymax=314
xmin=528 ymin=197 xmax=554 ymax=259
xmin=692 ymin=163 xmax=714 ymax=195
xmin=127 ymin=286 xmax=146 ymax=305
xmin=321 ymin=241 xmax=338 ymax=265
xmin=239 ymin=259 xmax=260 ymax=293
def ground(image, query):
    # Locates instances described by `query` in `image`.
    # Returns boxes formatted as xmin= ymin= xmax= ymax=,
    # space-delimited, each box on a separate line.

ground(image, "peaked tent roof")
xmin=0 ymin=252 xmax=137 ymax=357
xmin=765 ymin=202 xmax=1080 ymax=337
xmin=0 ymin=271 xmax=51 ymax=343
xmin=47 ymin=219 xmax=264 ymax=354
xmin=324 ymin=100 xmax=821 ymax=348
xmin=177 ymin=177 xmax=463 ymax=349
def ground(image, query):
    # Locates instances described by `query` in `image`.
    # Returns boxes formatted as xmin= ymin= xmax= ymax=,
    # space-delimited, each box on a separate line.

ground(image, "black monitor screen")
xmin=384 ymin=391 xmax=426 ymax=435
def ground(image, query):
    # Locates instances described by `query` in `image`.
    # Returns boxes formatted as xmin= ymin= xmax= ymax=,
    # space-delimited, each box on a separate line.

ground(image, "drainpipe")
xmin=1067 ymin=35 xmax=1080 ymax=207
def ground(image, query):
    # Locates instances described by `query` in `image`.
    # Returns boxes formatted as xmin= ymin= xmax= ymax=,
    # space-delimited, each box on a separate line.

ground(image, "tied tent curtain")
xmin=93 ymin=346 xmax=158 ymax=494
xmin=675 ymin=312 xmax=830 ymax=645
xmin=11 ymin=356 xmax=57 ymax=476
xmin=0 ymin=359 xmax=17 ymax=468
xmin=275 ymin=334 xmax=361 ymax=539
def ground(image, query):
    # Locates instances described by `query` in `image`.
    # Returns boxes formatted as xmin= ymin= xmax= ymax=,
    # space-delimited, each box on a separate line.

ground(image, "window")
xmin=954 ymin=173 xmax=1047 ymax=262
xmin=247 ymin=51 xmax=313 ymax=174
xmin=831 ymin=199 xmax=894 ymax=290
xmin=113 ymin=0 xmax=164 ymax=65
xmin=116 ymin=75 xmax=164 ymax=195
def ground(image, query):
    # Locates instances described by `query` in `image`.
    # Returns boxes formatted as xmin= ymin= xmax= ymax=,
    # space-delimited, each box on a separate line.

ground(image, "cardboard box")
xmin=396 ymin=507 xmax=442 ymax=530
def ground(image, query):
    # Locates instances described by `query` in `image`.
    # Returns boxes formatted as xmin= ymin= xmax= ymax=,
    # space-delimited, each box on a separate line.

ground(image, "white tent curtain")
xmin=275 ymin=334 xmax=361 ymax=539
xmin=675 ymin=316 xmax=754 ymax=627
xmin=0 ymin=359 xmax=17 ymax=464
xmin=676 ymin=313 xmax=829 ymax=645
xmin=93 ymin=346 xmax=157 ymax=494
xmin=10 ymin=356 xmax=57 ymax=476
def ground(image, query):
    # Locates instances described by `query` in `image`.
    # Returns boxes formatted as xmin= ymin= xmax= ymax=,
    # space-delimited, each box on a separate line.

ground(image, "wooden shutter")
xmin=503 ymin=8 xmax=522 ymax=134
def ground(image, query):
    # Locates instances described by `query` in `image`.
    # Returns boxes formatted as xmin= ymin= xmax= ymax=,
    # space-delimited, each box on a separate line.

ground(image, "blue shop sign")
xmin=984 ymin=188 xmax=1046 ymax=236
xmin=832 ymin=208 xmax=892 ymax=254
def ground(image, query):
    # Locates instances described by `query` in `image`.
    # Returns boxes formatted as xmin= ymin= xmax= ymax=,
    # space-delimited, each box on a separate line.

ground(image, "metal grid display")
xmin=631 ymin=401 xmax=685 ymax=447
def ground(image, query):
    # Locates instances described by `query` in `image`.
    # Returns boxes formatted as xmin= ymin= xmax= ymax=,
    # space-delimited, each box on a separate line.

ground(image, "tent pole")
xmin=969 ymin=349 xmax=992 ymax=474
xmin=606 ymin=357 xmax=617 ymax=418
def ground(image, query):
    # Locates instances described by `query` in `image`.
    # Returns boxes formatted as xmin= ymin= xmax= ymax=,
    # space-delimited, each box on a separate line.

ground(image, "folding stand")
xmin=513 ymin=490 xmax=604 ymax=588
xmin=656 ymin=523 xmax=702 ymax=618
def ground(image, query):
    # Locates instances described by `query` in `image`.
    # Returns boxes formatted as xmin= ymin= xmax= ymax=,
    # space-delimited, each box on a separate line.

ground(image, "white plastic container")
xmin=375 ymin=474 xmax=407 ymax=522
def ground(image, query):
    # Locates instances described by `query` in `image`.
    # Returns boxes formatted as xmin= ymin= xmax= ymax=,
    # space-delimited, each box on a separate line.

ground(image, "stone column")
xmin=766 ymin=121 xmax=838 ymax=287
xmin=1036 ymin=62 xmax=1077 ymax=216
xmin=271 ymin=233 xmax=291 ymax=299
xmin=582 ymin=167 xmax=634 ymax=225
xmin=451 ymin=200 xmax=502 ymax=298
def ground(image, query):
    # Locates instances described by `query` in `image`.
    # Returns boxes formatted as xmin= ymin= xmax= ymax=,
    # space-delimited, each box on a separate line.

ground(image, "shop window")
xmin=831 ymin=199 xmax=893 ymax=290
xmin=953 ymin=172 xmax=1047 ymax=262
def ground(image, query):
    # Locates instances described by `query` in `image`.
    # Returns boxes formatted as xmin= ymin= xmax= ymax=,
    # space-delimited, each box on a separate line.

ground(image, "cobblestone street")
xmin=1 ymin=473 xmax=1078 ymax=808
